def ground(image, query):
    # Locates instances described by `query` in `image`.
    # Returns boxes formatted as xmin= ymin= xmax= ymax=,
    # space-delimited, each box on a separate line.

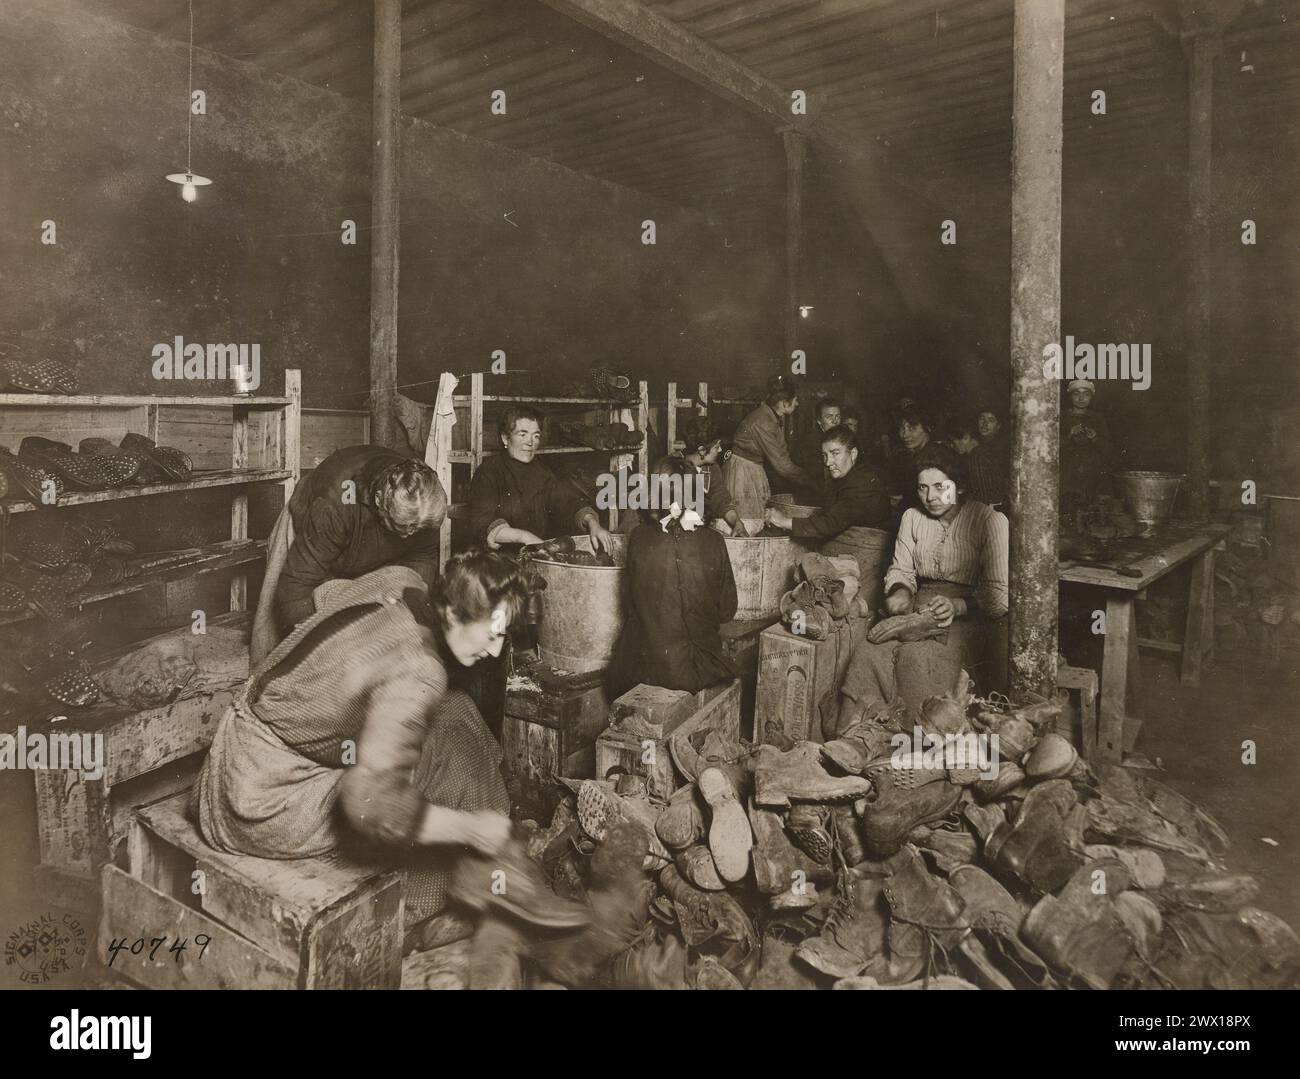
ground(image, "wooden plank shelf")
xmin=1 ymin=468 xmax=292 ymax=514
xmin=451 ymin=394 xmax=637 ymax=405
xmin=448 ymin=446 xmax=612 ymax=460
xmin=0 ymin=393 xmax=291 ymax=408
xmin=0 ymin=540 xmax=266 ymax=628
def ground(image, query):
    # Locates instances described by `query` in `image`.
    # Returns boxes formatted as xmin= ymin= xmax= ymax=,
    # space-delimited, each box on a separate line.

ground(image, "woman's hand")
xmin=729 ymin=515 xmax=748 ymax=538
xmin=924 ymin=596 xmax=968 ymax=628
xmin=885 ymin=586 xmax=914 ymax=615
xmin=588 ymin=521 xmax=614 ymax=555
xmin=764 ymin=507 xmax=793 ymax=531
xmin=456 ymin=810 xmax=513 ymax=856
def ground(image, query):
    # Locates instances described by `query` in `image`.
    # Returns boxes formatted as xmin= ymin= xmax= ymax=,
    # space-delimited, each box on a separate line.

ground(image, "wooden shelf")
xmin=451 ymin=394 xmax=636 ymax=406
xmin=1 ymin=468 xmax=293 ymax=514
xmin=0 ymin=392 xmax=291 ymax=408
xmin=448 ymin=446 xmax=630 ymax=461
xmin=0 ymin=540 xmax=266 ymax=628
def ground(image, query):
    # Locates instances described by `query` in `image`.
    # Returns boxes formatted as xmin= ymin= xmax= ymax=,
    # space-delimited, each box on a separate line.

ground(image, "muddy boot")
xmin=655 ymin=784 xmax=706 ymax=851
xmin=467 ymin=914 xmax=526 ymax=989
xmin=697 ymin=766 xmax=753 ymax=882
xmin=984 ymin=779 xmax=1081 ymax=894
xmin=451 ymin=836 xmax=592 ymax=931
xmin=675 ymin=844 xmax=726 ymax=891
xmin=860 ymin=770 xmax=963 ymax=859
xmin=749 ymin=800 xmax=833 ymax=899
xmin=404 ymin=909 xmax=475 ymax=956
xmin=755 ymin=742 xmax=872 ymax=808
xmin=948 ymin=864 xmax=1053 ymax=986
xmin=787 ymin=803 xmax=833 ymax=864
xmin=880 ymin=846 xmax=970 ymax=981
xmin=795 ymin=873 xmax=891 ymax=979
xmin=867 ymin=609 xmax=946 ymax=644
xmin=832 ymin=805 xmax=867 ymax=867
xmin=1021 ymin=859 xmax=1136 ymax=989
xmin=821 ymin=721 xmax=896 ymax=775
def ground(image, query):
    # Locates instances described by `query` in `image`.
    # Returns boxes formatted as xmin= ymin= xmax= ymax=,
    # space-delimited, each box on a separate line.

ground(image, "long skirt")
xmin=723 ymin=454 xmax=771 ymax=519
xmin=837 ymin=581 xmax=1008 ymax=734
xmin=195 ymin=686 xmax=509 ymax=923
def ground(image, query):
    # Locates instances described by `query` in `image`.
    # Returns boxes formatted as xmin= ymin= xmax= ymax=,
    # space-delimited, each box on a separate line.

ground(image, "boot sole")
xmin=698 ymin=768 xmax=753 ymax=883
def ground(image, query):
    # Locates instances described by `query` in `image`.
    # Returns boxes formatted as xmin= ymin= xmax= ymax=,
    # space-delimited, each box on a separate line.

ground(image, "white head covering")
xmin=1067 ymin=379 xmax=1095 ymax=394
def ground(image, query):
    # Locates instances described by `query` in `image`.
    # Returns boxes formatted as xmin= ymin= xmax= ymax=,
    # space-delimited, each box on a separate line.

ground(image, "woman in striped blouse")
xmin=833 ymin=445 xmax=1009 ymax=736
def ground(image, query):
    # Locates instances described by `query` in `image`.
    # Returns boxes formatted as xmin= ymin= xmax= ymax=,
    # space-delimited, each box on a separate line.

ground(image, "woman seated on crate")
xmin=762 ymin=424 xmax=891 ymax=543
xmin=467 ymin=404 xmax=614 ymax=555
xmin=250 ymin=445 xmax=448 ymax=665
xmin=195 ymin=550 xmax=587 ymax=936
xmin=648 ymin=416 xmax=747 ymax=536
xmin=830 ymin=445 xmax=1009 ymax=739
xmin=723 ymin=375 xmax=813 ymax=519
xmin=609 ymin=459 xmax=739 ymax=698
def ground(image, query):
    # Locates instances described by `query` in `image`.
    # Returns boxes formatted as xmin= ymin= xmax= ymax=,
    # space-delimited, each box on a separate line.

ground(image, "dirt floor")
xmin=3 ymin=643 xmax=1297 ymax=989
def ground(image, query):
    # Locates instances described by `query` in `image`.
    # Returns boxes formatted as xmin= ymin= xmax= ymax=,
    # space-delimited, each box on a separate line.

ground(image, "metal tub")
xmin=531 ymin=535 xmax=628 ymax=673
xmin=725 ymin=519 xmax=816 ymax=620
xmin=1113 ymin=471 xmax=1184 ymax=533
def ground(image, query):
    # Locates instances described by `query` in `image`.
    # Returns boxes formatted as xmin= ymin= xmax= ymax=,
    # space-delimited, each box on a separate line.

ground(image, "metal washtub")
xmin=726 ymin=519 xmax=815 ymax=620
xmin=1113 ymin=471 xmax=1184 ymax=533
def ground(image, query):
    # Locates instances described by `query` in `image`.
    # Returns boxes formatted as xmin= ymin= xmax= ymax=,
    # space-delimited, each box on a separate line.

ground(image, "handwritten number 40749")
xmin=105 ymin=934 xmax=211 ymax=967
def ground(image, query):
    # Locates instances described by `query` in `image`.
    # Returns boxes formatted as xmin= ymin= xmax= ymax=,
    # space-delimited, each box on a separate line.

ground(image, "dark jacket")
xmin=467 ymin=452 xmax=596 ymax=544
xmin=611 ymin=524 xmax=738 ymax=697
xmin=732 ymin=403 xmax=809 ymax=487
xmin=791 ymin=461 xmax=891 ymax=541
xmin=276 ymin=446 xmax=443 ymax=630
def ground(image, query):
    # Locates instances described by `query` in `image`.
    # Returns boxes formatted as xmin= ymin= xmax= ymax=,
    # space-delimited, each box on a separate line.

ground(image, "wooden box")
xmin=99 ymin=791 xmax=403 ymax=990
xmin=755 ymin=616 xmax=868 ymax=746
xmin=1056 ymin=665 xmax=1100 ymax=758
xmin=720 ymin=615 xmax=778 ymax=741
xmin=596 ymin=679 xmax=741 ymax=800
xmin=500 ymin=657 xmax=610 ymax=819
xmin=30 ymin=617 xmax=249 ymax=911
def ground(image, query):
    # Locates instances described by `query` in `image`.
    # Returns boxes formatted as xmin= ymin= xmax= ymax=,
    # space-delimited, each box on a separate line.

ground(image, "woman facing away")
xmin=609 ymin=459 xmax=739 ymax=698
xmin=195 ymin=549 xmax=587 ymax=937
xmin=832 ymin=445 xmax=1009 ymax=739
xmin=723 ymin=374 xmax=812 ymax=518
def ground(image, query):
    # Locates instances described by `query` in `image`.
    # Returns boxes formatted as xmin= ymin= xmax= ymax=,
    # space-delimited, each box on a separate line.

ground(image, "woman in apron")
xmin=723 ymin=375 xmax=811 ymax=518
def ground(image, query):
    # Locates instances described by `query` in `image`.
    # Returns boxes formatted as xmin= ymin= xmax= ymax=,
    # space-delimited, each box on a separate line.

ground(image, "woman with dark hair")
xmin=252 ymin=444 xmax=449 ymax=664
xmin=764 ymin=425 xmax=890 ymax=542
xmin=468 ymin=404 xmax=613 ymax=554
xmin=197 ymin=550 xmax=586 ymax=937
xmin=888 ymin=404 xmax=934 ymax=502
xmin=610 ymin=459 xmax=739 ymax=697
xmin=723 ymin=375 xmax=812 ymax=518
xmin=833 ymin=445 xmax=1009 ymax=735
xmin=653 ymin=416 xmax=745 ymax=535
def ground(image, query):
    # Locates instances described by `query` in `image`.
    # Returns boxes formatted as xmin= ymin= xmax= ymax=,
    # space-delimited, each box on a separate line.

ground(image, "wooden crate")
xmin=755 ymin=616 xmax=868 ymax=746
xmin=500 ymin=657 xmax=610 ymax=819
xmin=720 ymin=615 xmax=778 ymax=741
xmin=99 ymin=792 xmax=403 ymax=990
xmin=1056 ymin=665 xmax=1100 ymax=758
xmin=596 ymin=679 xmax=741 ymax=800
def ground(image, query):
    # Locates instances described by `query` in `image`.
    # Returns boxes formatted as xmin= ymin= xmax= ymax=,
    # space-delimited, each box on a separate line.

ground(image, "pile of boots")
xmin=779 ymin=553 xmax=869 ymax=642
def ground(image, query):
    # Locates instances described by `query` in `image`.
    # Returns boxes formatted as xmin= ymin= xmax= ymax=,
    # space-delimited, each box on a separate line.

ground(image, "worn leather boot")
xmin=881 ymin=846 xmax=970 ymax=980
xmin=867 ymin=609 xmax=947 ymax=644
xmin=467 ymin=914 xmax=526 ymax=989
xmin=575 ymin=779 xmax=672 ymax=869
xmin=1021 ymin=859 xmax=1136 ymax=989
xmin=675 ymin=844 xmax=726 ymax=891
xmin=698 ymin=766 xmax=753 ymax=882
xmin=832 ymin=805 xmax=867 ymax=867
xmin=820 ymin=721 xmax=896 ymax=776
xmin=749 ymin=800 xmax=833 ymax=897
xmin=655 ymin=784 xmax=706 ymax=851
xmin=451 ymin=837 xmax=593 ymax=930
xmin=787 ymin=803 xmax=833 ymax=864
xmin=781 ymin=584 xmax=832 ymax=641
xmin=984 ymin=779 xmax=1082 ymax=894
xmin=795 ymin=873 xmax=890 ymax=979
xmin=755 ymin=741 xmax=872 ymax=808
xmin=860 ymin=771 xmax=963 ymax=858
xmin=948 ymin=864 xmax=1052 ymax=986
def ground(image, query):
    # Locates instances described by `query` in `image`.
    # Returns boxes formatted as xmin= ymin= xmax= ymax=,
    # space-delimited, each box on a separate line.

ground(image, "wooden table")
xmin=1059 ymin=523 xmax=1230 ymax=764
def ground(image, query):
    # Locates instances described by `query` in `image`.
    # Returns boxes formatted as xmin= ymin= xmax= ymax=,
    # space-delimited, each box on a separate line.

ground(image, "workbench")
xmin=1059 ymin=522 xmax=1230 ymax=764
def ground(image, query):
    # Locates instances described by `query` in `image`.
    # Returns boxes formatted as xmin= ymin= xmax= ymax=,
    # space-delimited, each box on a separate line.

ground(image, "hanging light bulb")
xmin=165 ymin=1 xmax=212 ymax=203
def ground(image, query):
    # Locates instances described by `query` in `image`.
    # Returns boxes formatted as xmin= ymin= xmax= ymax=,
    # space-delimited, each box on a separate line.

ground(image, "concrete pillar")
xmin=1183 ymin=29 xmax=1221 ymax=520
xmin=369 ymin=0 xmax=401 ymax=448
xmin=1008 ymin=0 xmax=1065 ymax=700
xmin=782 ymin=129 xmax=805 ymax=361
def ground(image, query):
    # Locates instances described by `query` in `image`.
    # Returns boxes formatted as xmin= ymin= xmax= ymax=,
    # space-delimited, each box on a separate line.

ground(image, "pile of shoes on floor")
xmin=466 ymin=682 xmax=1300 ymax=990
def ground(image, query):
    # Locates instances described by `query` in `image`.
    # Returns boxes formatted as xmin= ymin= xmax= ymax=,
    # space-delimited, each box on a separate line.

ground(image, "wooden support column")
xmin=781 ymin=129 xmax=805 ymax=360
xmin=1008 ymin=0 xmax=1065 ymax=700
xmin=369 ymin=0 xmax=401 ymax=448
xmin=1182 ymin=26 xmax=1221 ymax=521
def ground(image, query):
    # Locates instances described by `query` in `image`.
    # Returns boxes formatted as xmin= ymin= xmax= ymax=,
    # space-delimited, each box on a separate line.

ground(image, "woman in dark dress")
xmin=610 ymin=460 xmax=739 ymax=697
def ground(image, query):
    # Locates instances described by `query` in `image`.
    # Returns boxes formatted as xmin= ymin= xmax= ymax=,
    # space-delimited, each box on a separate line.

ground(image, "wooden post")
xmin=782 ymin=129 xmax=805 ymax=362
xmin=369 ymin=0 xmax=401 ymax=448
xmin=1182 ymin=25 xmax=1221 ymax=521
xmin=1008 ymin=0 xmax=1065 ymax=700
xmin=230 ymin=405 xmax=249 ymax=612
xmin=637 ymin=380 xmax=650 ymax=479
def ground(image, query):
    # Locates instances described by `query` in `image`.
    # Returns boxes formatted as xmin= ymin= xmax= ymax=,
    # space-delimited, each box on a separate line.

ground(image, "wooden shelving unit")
xmin=445 ymin=373 xmax=650 ymax=548
xmin=665 ymin=381 xmax=760 ymax=454
xmin=1 ymin=370 xmax=301 ymax=617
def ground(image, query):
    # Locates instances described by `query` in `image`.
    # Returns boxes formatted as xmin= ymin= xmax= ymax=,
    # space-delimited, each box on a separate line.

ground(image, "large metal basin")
xmin=531 ymin=535 xmax=627 ymax=673
xmin=1114 ymin=471 xmax=1184 ymax=533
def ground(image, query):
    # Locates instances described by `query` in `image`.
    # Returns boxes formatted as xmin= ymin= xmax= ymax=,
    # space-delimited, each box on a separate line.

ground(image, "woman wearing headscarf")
xmin=251 ymin=445 xmax=448 ymax=664
xmin=723 ymin=375 xmax=812 ymax=518
xmin=833 ymin=446 xmax=1008 ymax=736
xmin=1060 ymin=379 xmax=1112 ymax=507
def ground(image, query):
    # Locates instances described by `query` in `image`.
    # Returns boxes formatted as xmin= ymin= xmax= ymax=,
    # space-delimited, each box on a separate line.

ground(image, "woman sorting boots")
xmin=723 ymin=375 xmax=812 ymax=518
xmin=195 ymin=550 xmax=590 ymax=979
xmin=833 ymin=445 xmax=1009 ymax=737
xmin=609 ymin=459 xmax=739 ymax=698
xmin=762 ymin=424 xmax=891 ymax=543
